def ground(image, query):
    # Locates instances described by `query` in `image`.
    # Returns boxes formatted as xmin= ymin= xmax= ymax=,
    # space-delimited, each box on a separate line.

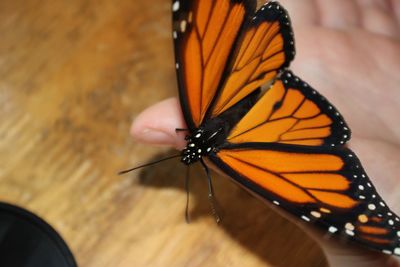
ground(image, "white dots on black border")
xmin=383 ymin=250 xmax=392 ymax=255
xmin=273 ymin=200 xmax=280 ymax=206
xmin=301 ymin=215 xmax=310 ymax=222
xmin=175 ymin=63 xmax=179 ymax=69
xmin=172 ymin=1 xmax=180 ymax=12
xmin=311 ymin=211 xmax=321 ymax=218
xmin=345 ymin=222 xmax=355 ymax=231
xmin=173 ymin=31 xmax=177 ymax=39
xmin=346 ymin=230 xmax=355 ymax=236
xmin=180 ymin=20 xmax=187 ymax=32
xmin=368 ymin=204 xmax=376 ymax=210
xmin=328 ymin=226 xmax=338 ymax=233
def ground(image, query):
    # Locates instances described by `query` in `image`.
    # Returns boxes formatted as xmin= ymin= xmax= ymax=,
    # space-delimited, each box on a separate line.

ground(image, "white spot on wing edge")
xmin=382 ymin=250 xmax=392 ymax=255
xmin=310 ymin=211 xmax=321 ymax=218
xmin=180 ymin=20 xmax=187 ymax=32
xmin=328 ymin=226 xmax=338 ymax=233
xmin=301 ymin=215 xmax=310 ymax=222
xmin=345 ymin=222 xmax=355 ymax=231
xmin=172 ymin=1 xmax=180 ymax=12
xmin=345 ymin=230 xmax=355 ymax=236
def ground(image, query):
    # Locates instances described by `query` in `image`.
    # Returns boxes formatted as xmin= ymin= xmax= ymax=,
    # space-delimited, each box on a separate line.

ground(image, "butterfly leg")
xmin=184 ymin=166 xmax=191 ymax=223
xmin=200 ymin=159 xmax=221 ymax=224
xmin=175 ymin=128 xmax=189 ymax=133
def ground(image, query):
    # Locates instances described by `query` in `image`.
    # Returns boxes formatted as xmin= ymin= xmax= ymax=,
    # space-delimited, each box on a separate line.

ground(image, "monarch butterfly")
xmin=123 ymin=0 xmax=400 ymax=257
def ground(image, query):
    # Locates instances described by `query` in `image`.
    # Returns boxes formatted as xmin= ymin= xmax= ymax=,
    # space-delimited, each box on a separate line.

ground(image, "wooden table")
xmin=0 ymin=1 xmax=327 ymax=266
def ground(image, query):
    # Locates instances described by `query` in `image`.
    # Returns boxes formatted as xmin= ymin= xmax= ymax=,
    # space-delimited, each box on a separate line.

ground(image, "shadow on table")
xmin=136 ymin=150 xmax=328 ymax=267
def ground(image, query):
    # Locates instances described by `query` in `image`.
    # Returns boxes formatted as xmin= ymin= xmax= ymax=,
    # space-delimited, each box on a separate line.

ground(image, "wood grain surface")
xmin=0 ymin=1 xmax=327 ymax=266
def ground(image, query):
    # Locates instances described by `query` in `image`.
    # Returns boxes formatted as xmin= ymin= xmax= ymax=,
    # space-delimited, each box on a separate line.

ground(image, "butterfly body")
xmin=181 ymin=128 xmax=218 ymax=165
xmin=181 ymin=88 xmax=261 ymax=165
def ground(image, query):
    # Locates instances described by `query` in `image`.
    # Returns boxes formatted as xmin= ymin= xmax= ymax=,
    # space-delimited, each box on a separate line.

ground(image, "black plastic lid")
xmin=0 ymin=202 xmax=77 ymax=267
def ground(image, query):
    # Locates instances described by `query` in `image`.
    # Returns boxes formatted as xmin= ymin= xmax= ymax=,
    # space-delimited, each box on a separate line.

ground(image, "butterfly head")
xmin=181 ymin=129 xmax=214 ymax=165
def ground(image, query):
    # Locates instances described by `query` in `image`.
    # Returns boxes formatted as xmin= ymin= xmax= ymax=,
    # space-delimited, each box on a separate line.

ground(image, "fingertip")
xmin=130 ymin=97 xmax=187 ymax=149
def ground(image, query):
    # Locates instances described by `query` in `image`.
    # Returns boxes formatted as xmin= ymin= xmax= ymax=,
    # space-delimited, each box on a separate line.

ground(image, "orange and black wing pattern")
xmin=171 ymin=0 xmax=400 ymax=257
xmin=172 ymin=0 xmax=255 ymax=129
xmin=228 ymin=70 xmax=351 ymax=147
xmin=172 ymin=1 xmax=294 ymax=129
xmin=210 ymin=1 xmax=295 ymax=117
xmin=210 ymin=144 xmax=400 ymax=255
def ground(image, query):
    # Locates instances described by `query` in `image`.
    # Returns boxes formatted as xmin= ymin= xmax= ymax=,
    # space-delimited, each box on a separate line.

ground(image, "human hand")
xmin=131 ymin=1 xmax=400 ymax=266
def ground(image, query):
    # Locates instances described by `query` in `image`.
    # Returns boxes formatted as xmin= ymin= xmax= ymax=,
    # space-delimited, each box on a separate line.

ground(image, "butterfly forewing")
xmin=210 ymin=1 xmax=295 ymax=117
xmin=172 ymin=0 xmax=255 ymax=129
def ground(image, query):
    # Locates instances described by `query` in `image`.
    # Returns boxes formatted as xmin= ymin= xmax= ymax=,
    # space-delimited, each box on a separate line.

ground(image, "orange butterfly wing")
xmin=172 ymin=0 xmax=254 ymax=129
xmin=211 ymin=2 xmax=295 ymax=116
xmin=173 ymin=1 xmax=294 ymax=129
xmin=228 ymin=70 xmax=351 ymax=146
xmin=172 ymin=0 xmax=400 ymax=256
xmin=210 ymin=144 xmax=400 ymax=254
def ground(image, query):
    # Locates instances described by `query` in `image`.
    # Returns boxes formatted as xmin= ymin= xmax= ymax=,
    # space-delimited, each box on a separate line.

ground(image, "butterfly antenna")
xmin=118 ymin=154 xmax=181 ymax=175
xmin=200 ymin=159 xmax=221 ymax=224
xmin=184 ymin=166 xmax=191 ymax=223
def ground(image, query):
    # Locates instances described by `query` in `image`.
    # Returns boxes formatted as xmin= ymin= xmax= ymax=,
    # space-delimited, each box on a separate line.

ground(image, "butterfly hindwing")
xmin=228 ymin=70 xmax=351 ymax=147
xmin=210 ymin=143 xmax=400 ymax=254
